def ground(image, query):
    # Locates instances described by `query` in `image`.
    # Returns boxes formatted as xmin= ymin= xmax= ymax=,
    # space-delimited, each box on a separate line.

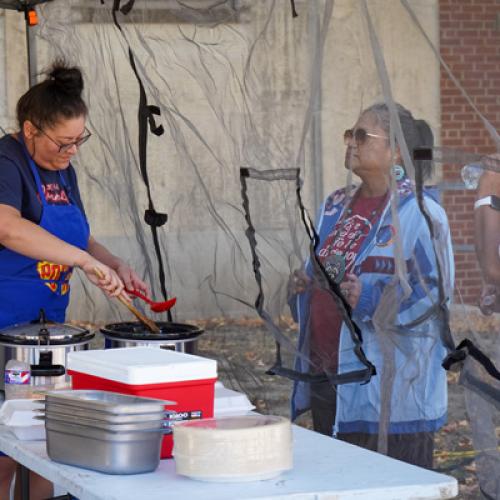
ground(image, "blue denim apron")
xmin=0 ymin=136 xmax=90 ymax=329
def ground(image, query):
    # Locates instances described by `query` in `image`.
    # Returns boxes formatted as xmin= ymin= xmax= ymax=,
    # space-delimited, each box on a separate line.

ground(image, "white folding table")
xmin=0 ymin=423 xmax=458 ymax=500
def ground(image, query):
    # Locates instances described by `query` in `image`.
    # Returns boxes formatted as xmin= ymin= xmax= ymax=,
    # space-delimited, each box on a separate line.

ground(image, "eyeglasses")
xmin=34 ymin=124 xmax=92 ymax=153
xmin=344 ymin=128 xmax=388 ymax=146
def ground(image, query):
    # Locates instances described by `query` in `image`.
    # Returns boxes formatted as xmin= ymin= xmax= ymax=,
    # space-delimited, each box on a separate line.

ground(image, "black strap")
xmin=240 ymin=167 xmax=376 ymax=386
xmin=111 ymin=1 xmax=172 ymax=319
xmin=118 ymin=0 xmax=135 ymax=15
xmin=290 ymin=0 xmax=298 ymax=18
xmin=267 ymin=364 xmax=374 ymax=385
xmin=294 ymin=173 xmax=374 ymax=374
xmin=413 ymin=153 xmax=500 ymax=397
xmin=442 ymin=339 xmax=500 ymax=382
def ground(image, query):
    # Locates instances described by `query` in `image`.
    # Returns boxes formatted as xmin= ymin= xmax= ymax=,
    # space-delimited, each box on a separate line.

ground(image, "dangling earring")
xmin=392 ymin=164 xmax=405 ymax=181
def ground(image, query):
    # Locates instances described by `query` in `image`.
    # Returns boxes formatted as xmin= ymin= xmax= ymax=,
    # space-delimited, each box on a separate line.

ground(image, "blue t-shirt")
xmin=0 ymin=134 xmax=87 ymax=249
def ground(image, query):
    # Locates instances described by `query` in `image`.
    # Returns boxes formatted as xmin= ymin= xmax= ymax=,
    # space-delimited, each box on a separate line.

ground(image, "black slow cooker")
xmin=100 ymin=322 xmax=204 ymax=353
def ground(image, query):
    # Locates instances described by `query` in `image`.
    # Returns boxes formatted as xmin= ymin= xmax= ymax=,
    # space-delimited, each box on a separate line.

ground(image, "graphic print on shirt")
xmin=37 ymin=261 xmax=72 ymax=295
xmin=375 ymin=224 xmax=396 ymax=247
xmin=41 ymin=182 xmax=70 ymax=205
xmin=318 ymin=214 xmax=374 ymax=274
xmin=324 ymin=189 xmax=348 ymax=216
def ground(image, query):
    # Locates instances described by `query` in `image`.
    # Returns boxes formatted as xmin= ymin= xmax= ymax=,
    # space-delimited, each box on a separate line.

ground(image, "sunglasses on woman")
xmin=34 ymin=124 xmax=92 ymax=153
xmin=344 ymin=128 xmax=387 ymax=146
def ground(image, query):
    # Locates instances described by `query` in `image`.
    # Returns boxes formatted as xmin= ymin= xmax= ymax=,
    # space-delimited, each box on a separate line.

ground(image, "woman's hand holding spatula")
xmin=94 ymin=267 xmax=161 ymax=333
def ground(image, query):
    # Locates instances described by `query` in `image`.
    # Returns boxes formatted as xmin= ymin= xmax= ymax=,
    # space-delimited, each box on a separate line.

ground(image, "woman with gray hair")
xmin=290 ymin=102 xmax=454 ymax=468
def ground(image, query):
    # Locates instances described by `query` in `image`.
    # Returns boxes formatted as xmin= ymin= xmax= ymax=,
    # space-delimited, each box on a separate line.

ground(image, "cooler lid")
xmin=67 ymin=347 xmax=217 ymax=385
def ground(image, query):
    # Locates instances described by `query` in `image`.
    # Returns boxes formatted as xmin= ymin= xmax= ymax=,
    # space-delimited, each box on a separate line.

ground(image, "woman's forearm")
xmin=475 ymin=171 xmax=500 ymax=284
xmin=0 ymin=205 xmax=88 ymax=267
xmin=88 ymin=237 xmax=150 ymax=294
xmin=87 ymin=236 xmax=124 ymax=271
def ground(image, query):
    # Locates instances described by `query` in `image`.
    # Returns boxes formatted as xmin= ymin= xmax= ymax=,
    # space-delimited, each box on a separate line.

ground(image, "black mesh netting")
xmin=1 ymin=0 xmax=499 ymax=496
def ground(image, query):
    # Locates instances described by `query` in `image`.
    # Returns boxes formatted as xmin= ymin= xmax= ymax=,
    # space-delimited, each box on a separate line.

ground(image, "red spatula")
xmin=126 ymin=288 xmax=177 ymax=313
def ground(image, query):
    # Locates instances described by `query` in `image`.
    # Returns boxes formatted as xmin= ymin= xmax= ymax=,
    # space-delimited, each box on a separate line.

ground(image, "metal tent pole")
xmin=0 ymin=1 xmax=53 ymax=88
xmin=24 ymin=5 xmax=37 ymax=87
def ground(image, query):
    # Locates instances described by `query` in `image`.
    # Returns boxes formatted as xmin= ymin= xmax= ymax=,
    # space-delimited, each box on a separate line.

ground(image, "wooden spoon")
xmin=94 ymin=267 xmax=161 ymax=334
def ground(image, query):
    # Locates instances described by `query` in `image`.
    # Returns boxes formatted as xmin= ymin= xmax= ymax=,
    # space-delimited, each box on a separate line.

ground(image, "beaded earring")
xmin=392 ymin=164 xmax=405 ymax=181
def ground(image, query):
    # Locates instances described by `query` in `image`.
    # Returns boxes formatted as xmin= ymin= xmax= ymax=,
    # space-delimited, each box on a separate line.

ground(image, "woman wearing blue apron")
xmin=0 ymin=62 xmax=148 ymax=499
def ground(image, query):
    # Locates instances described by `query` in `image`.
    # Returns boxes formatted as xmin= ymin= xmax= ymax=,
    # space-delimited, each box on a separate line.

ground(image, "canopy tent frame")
xmin=0 ymin=0 xmax=53 ymax=87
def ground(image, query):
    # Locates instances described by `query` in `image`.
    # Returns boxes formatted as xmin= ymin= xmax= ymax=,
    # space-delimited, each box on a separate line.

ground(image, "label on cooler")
xmin=167 ymin=410 xmax=202 ymax=423
xmin=4 ymin=370 xmax=31 ymax=385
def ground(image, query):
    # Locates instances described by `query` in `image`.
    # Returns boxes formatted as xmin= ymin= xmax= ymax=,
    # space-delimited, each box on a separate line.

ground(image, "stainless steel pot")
xmin=0 ymin=318 xmax=94 ymax=390
xmin=100 ymin=321 xmax=203 ymax=353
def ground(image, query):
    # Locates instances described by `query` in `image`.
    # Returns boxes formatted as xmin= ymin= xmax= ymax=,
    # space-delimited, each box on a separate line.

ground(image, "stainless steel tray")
xmin=40 ymin=413 xmax=165 ymax=432
xmin=40 ymin=401 xmax=167 ymax=423
xmin=43 ymin=390 xmax=173 ymax=415
xmin=45 ymin=420 xmax=163 ymax=474
xmin=45 ymin=417 xmax=169 ymax=440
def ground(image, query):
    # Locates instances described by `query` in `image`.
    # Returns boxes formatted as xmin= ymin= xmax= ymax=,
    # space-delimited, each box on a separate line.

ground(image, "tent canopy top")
xmin=0 ymin=0 xmax=52 ymax=11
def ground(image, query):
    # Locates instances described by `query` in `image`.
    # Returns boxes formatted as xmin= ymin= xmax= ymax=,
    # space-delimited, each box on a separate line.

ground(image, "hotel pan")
xmin=45 ymin=418 xmax=168 ymax=474
xmin=39 ymin=401 xmax=167 ymax=423
xmin=43 ymin=390 xmax=172 ymax=415
xmin=39 ymin=413 xmax=165 ymax=433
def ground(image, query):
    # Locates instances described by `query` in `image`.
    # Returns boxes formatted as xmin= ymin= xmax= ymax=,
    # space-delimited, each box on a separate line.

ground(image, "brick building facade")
xmin=440 ymin=0 xmax=500 ymax=304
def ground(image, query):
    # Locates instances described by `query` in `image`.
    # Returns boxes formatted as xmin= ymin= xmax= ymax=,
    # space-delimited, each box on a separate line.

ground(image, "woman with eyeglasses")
xmin=0 ymin=62 xmax=148 ymax=498
xmin=290 ymin=102 xmax=454 ymax=469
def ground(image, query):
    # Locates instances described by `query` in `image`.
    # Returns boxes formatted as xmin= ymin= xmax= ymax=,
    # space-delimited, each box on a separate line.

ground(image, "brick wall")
xmin=440 ymin=0 xmax=500 ymax=304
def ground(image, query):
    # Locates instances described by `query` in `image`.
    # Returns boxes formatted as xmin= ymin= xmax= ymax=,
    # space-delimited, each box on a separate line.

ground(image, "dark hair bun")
xmin=415 ymin=119 xmax=434 ymax=147
xmin=16 ymin=59 xmax=88 ymax=129
xmin=49 ymin=61 xmax=84 ymax=97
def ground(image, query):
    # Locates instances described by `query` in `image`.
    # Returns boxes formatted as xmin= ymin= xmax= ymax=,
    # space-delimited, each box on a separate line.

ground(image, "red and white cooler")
xmin=67 ymin=347 xmax=217 ymax=458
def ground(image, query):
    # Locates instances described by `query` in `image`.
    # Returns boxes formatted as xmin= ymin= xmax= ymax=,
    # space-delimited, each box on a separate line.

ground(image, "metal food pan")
xmin=45 ymin=418 xmax=169 ymax=442
xmin=41 ymin=413 xmax=165 ymax=433
xmin=46 ymin=425 xmax=162 ymax=474
xmin=40 ymin=401 xmax=167 ymax=423
xmin=43 ymin=390 xmax=173 ymax=415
